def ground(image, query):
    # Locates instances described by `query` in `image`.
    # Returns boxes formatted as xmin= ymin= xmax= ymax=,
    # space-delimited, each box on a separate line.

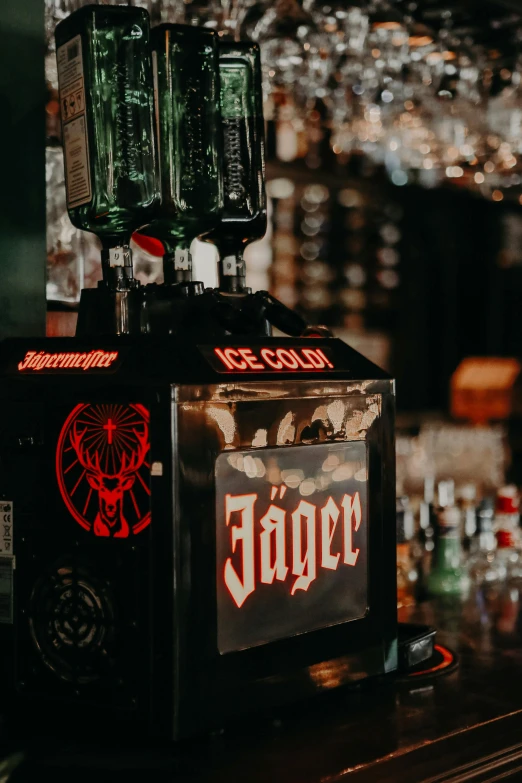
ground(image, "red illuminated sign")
xmin=216 ymin=443 xmax=368 ymax=653
xmin=18 ymin=349 xmax=119 ymax=372
xmin=223 ymin=490 xmax=362 ymax=609
xmin=56 ymin=403 xmax=151 ymax=537
xmin=207 ymin=345 xmax=335 ymax=373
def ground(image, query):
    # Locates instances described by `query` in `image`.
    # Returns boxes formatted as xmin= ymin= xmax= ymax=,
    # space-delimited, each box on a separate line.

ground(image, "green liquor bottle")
xmin=139 ymin=24 xmax=223 ymax=285
xmin=205 ymin=41 xmax=267 ymax=294
xmin=55 ymin=5 xmax=159 ymax=332
xmin=427 ymin=504 xmax=470 ymax=598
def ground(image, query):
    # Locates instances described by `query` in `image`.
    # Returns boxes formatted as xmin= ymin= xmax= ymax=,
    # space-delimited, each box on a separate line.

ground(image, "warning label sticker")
xmin=0 ymin=502 xmax=13 ymax=556
xmin=61 ymin=78 xmax=85 ymax=122
xmin=63 ymin=117 xmax=92 ymax=208
xmin=57 ymin=35 xmax=92 ymax=209
xmin=0 ymin=502 xmax=14 ymax=625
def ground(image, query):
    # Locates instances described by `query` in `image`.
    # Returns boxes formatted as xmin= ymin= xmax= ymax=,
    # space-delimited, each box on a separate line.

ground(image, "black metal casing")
xmin=0 ymin=335 xmax=397 ymax=740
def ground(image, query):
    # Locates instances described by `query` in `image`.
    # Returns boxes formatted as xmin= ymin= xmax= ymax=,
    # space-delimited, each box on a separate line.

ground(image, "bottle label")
xmin=497 ymin=529 xmax=516 ymax=549
xmin=436 ymin=506 xmax=461 ymax=539
xmin=57 ymin=35 xmax=92 ymax=209
xmin=0 ymin=502 xmax=14 ymax=625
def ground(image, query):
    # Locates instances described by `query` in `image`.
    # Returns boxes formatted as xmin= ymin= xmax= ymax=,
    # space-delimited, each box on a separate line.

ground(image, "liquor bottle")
xmin=205 ymin=41 xmax=268 ymax=294
xmin=491 ymin=486 xmax=522 ymax=582
xmin=55 ymin=5 xmax=159 ymax=333
xmin=427 ymin=482 xmax=470 ymax=597
xmin=414 ymin=475 xmax=436 ymax=600
xmin=396 ymin=496 xmax=417 ymax=608
xmin=467 ymin=497 xmax=501 ymax=587
xmin=139 ymin=24 xmax=223 ymax=285
xmin=419 ymin=475 xmax=436 ymax=553
xmin=458 ymin=483 xmax=478 ymax=553
xmin=493 ymin=584 xmax=521 ymax=636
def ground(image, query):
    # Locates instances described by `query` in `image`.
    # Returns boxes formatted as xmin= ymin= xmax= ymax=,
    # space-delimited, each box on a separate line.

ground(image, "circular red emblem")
xmin=56 ymin=403 xmax=151 ymax=537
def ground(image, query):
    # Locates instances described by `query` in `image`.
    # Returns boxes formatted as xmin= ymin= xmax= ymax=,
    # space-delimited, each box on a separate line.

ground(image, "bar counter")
xmin=3 ymin=590 xmax=522 ymax=782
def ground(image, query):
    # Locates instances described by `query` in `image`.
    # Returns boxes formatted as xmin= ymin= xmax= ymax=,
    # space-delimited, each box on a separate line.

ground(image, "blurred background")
xmin=45 ymin=0 xmax=522 ymax=407
xmin=43 ymin=0 xmax=522 ymax=610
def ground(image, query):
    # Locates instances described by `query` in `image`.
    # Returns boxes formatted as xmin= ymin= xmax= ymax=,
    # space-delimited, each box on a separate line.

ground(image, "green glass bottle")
xmin=427 ymin=505 xmax=470 ymax=598
xmin=204 ymin=41 xmax=267 ymax=294
xmin=139 ymin=24 xmax=223 ymax=285
xmin=55 ymin=5 xmax=159 ymax=308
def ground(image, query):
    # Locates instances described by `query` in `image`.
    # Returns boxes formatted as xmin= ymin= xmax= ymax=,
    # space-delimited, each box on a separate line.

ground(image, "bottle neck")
xmin=163 ymin=246 xmax=193 ymax=285
xmin=98 ymin=245 xmax=139 ymax=336
xmin=419 ymin=500 xmax=434 ymax=530
xmin=478 ymin=531 xmax=496 ymax=552
xmin=101 ymin=245 xmax=137 ymax=291
xmin=218 ymin=250 xmax=249 ymax=294
xmin=434 ymin=537 xmax=462 ymax=570
xmin=433 ymin=506 xmax=462 ymax=569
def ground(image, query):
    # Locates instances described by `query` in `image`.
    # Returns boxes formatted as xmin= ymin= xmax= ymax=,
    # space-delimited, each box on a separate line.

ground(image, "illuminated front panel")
xmin=216 ymin=442 xmax=368 ymax=653
xmin=201 ymin=345 xmax=335 ymax=373
xmin=17 ymin=349 xmax=120 ymax=372
xmin=56 ymin=403 xmax=151 ymax=538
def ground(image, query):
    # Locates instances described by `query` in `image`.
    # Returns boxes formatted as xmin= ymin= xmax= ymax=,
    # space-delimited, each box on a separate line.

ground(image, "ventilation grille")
xmin=29 ymin=560 xmax=116 ymax=685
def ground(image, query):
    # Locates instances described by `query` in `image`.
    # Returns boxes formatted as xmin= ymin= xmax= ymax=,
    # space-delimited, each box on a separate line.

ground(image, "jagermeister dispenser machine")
xmin=0 ymin=4 xmax=397 ymax=740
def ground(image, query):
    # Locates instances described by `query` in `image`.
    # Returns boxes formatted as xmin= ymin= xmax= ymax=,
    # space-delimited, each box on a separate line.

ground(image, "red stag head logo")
xmin=69 ymin=422 xmax=149 ymax=538
xmin=56 ymin=403 xmax=151 ymax=537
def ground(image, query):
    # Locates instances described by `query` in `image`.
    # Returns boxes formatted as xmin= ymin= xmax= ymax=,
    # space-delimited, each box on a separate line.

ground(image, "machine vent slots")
xmin=28 ymin=559 xmax=116 ymax=685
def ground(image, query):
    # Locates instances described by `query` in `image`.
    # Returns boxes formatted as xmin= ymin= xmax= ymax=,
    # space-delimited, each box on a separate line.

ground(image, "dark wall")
xmin=0 ymin=0 xmax=46 ymax=337
xmin=394 ymin=185 xmax=506 ymax=412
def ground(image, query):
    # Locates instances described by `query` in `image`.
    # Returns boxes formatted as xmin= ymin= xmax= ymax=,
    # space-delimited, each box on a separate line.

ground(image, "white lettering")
xmin=291 ymin=500 xmax=317 ymax=594
xmin=224 ymin=493 xmax=256 ymax=608
xmin=260 ymin=504 xmax=288 ymax=584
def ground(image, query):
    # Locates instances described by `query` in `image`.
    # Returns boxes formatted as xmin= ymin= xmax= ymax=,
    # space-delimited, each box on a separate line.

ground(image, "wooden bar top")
xmin=4 ymin=589 xmax=522 ymax=782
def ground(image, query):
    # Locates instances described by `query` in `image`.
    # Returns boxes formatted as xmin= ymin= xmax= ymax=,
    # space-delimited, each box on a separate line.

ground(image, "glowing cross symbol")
xmin=103 ymin=418 xmax=117 ymax=445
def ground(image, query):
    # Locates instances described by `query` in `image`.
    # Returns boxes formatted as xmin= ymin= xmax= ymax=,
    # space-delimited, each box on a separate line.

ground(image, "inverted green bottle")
xmin=55 ymin=5 xmax=159 ymax=295
xmin=205 ymin=41 xmax=268 ymax=294
xmin=140 ymin=24 xmax=223 ymax=285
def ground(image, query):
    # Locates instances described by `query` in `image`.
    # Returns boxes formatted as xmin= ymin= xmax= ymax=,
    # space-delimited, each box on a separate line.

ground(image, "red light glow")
xmin=56 ymin=403 xmax=151 ymax=537
xmin=18 ymin=349 xmax=119 ymax=372
xmin=223 ymin=490 xmax=362 ymax=608
xmin=213 ymin=346 xmax=335 ymax=373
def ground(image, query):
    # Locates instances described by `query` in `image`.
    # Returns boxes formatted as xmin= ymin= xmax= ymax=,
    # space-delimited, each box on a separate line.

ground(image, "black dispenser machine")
xmin=0 ymin=5 xmax=397 ymax=740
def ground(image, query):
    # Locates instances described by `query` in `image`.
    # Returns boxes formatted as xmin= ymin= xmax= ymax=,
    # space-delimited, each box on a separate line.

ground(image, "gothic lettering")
xmin=291 ymin=500 xmax=317 ymax=594
xmin=18 ymin=349 xmax=119 ymax=372
xmin=222 ymin=490 xmax=364 ymax=607
xmin=17 ymin=351 xmax=36 ymax=370
xmin=342 ymin=493 xmax=362 ymax=566
xmin=260 ymin=504 xmax=288 ymax=584
xmin=224 ymin=493 xmax=256 ymax=608
xmin=321 ymin=497 xmax=341 ymax=570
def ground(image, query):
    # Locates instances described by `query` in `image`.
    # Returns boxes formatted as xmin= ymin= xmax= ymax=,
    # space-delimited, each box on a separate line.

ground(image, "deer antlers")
xmin=119 ymin=425 xmax=149 ymax=477
xmin=69 ymin=422 xmax=149 ymax=478
xmin=70 ymin=423 xmax=102 ymax=474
